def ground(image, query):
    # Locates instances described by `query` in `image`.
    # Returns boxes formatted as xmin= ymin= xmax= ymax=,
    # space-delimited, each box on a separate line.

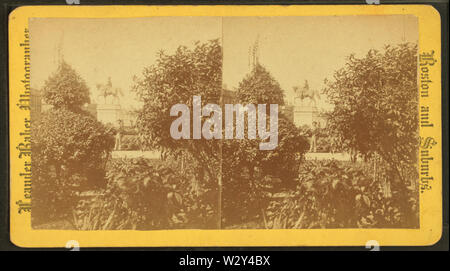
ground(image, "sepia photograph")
xmin=29 ymin=15 xmax=420 ymax=231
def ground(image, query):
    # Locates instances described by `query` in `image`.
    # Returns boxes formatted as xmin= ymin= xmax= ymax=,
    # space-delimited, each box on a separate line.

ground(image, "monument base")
xmin=96 ymin=103 xmax=121 ymax=126
xmin=294 ymin=110 xmax=314 ymax=127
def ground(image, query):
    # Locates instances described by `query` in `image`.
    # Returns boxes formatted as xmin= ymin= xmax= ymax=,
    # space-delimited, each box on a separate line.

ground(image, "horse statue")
xmin=293 ymin=80 xmax=320 ymax=107
xmin=96 ymin=77 xmax=123 ymax=104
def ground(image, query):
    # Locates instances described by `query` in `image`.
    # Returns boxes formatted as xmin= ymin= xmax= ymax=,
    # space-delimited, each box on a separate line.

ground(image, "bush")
xmin=121 ymin=135 xmax=141 ymax=151
xmin=167 ymin=152 xmax=219 ymax=229
xmin=324 ymin=43 xmax=419 ymax=188
xmin=221 ymin=118 xmax=309 ymax=226
xmin=73 ymin=157 xmax=218 ymax=230
xmin=222 ymin=171 xmax=277 ymax=226
xmin=316 ymin=137 xmax=331 ymax=152
xmin=32 ymin=108 xmax=114 ymax=225
xmin=32 ymin=60 xmax=114 ymax=226
xmin=264 ymin=160 xmax=418 ymax=229
xmin=102 ymin=158 xmax=185 ymax=229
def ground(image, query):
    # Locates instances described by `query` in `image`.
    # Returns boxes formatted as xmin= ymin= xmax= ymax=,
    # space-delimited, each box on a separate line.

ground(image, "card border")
xmin=8 ymin=4 xmax=442 ymax=248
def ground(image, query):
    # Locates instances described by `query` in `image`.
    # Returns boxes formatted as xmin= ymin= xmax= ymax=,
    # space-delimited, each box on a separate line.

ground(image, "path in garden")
xmin=112 ymin=150 xmax=161 ymax=159
xmin=304 ymin=152 xmax=351 ymax=161
xmin=112 ymin=150 xmax=352 ymax=161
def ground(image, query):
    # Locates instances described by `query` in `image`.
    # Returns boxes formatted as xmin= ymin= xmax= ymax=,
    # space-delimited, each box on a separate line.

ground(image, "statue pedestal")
xmin=294 ymin=106 xmax=316 ymax=127
xmin=293 ymin=98 xmax=318 ymax=127
xmin=96 ymin=103 xmax=121 ymax=126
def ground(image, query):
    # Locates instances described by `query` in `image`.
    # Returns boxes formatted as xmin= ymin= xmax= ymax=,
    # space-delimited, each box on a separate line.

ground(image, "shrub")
xmin=221 ymin=117 xmax=309 ymax=226
xmin=121 ymin=135 xmax=141 ymax=151
xmin=72 ymin=156 xmax=220 ymax=230
xmin=222 ymin=171 xmax=276 ymax=226
xmin=32 ymin=108 xmax=114 ymax=225
xmin=264 ymin=160 xmax=418 ymax=229
xmin=99 ymin=158 xmax=186 ymax=229
xmin=166 ymin=152 xmax=219 ymax=229
xmin=32 ymin=61 xmax=114 ymax=226
xmin=324 ymin=43 xmax=419 ymax=188
xmin=316 ymin=137 xmax=331 ymax=152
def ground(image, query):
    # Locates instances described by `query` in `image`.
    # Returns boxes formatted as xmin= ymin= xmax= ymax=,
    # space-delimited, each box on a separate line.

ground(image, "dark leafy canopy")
xmin=133 ymin=40 xmax=222 ymax=180
xmin=260 ymin=117 xmax=309 ymax=180
xmin=34 ymin=109 xmax=114 ymax=175
xmin=237 ymin=63 xmax=285 ymax=106
xmin=42 ymin=60 xmax=90 ymax=110
xmin=32 ymin=108 xmax=115 ymax=223
xmin=32 ymin=61 xmax=114 ymax=224
xmin=222 ymin=62 xmax=308 ymax=224
xmin=133 ymin=40 xmax=309 ymax=225
xmin=266 ymin=160 xmax=417 ymax=229
xmin=231 ymin=62 xmax=307 ymax=182
xmin=221 ymin=116 xmax=309 ymax=224
xmin=101 ymin=158 xmax=185 ymax=230
xmin=36 ymin=60 xmax=114 ymax=176
xmin=324 ymin=43 xmax=419 ymax=182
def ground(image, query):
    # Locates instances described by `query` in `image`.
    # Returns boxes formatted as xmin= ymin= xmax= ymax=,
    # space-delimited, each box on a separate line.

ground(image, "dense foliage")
xmin=73 ymin=157 xmax=217 ymax=230
xmin=33 ymin=41 xmax=419 ymax=232
xmin=324 ymin=43 xmax=419 ymax=185
xmin=222 ymin=64 xmax=309 ymax=225
xmin=265 ymin=160 xmax=418 ymax=229
xmin=42 ymin=60 xmax=90 ymax=110
xmin=33 ymin=108 xmax=114 ymax=223
xmin=237 ymin=63 xmax=285 ymax=106
xmin=132 ymin=40 xmax=222 ymax=187
xmin=32 ymin=62 xmax=114 ymax=225
xmin=121 ymin=135 xmax=141 ymax=151
xmin=320 ymin=43 xmax=419 ymax=227
xmin=133 ymin=41 xmax=309 ymax=227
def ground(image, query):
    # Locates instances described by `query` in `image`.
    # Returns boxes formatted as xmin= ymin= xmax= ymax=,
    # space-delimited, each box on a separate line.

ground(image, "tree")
xmin=133 ymin=40 xmax=223 ymax=225
xmin=42 ymin=60 xmax=90 ymax=110
xmin=323 ymin=43 xmax=419 ymax=227
xmin=237 ymin=63 xmax=284 ymax=105
xmin=232 ymin=62 xmax=307 ymax=183
xmin=221 ymin=63 xmax=308 ymax=225
xmin=260 ymin=117 xmax=309 ymax=181
xmin=221 ymin=116 xmax=308 ymax=225
xmin=32 ymin=61 xmax=114 ymax=225
xmin=324 ymin=43 xmax=418 ymax=182
xmin=133 ymin=40 xmax=222 ymax=177
xmin=133 ymin=41 xmax=309 ymax=227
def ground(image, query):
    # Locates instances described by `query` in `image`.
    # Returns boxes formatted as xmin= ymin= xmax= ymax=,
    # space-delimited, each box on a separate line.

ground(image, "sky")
xmin=30 ymin=15 xmax=417 ymax=110
xmin=222 ymin=15 xmax=418 ymax=108
xmin=30 ymin=17 xmax=222 ymax=109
